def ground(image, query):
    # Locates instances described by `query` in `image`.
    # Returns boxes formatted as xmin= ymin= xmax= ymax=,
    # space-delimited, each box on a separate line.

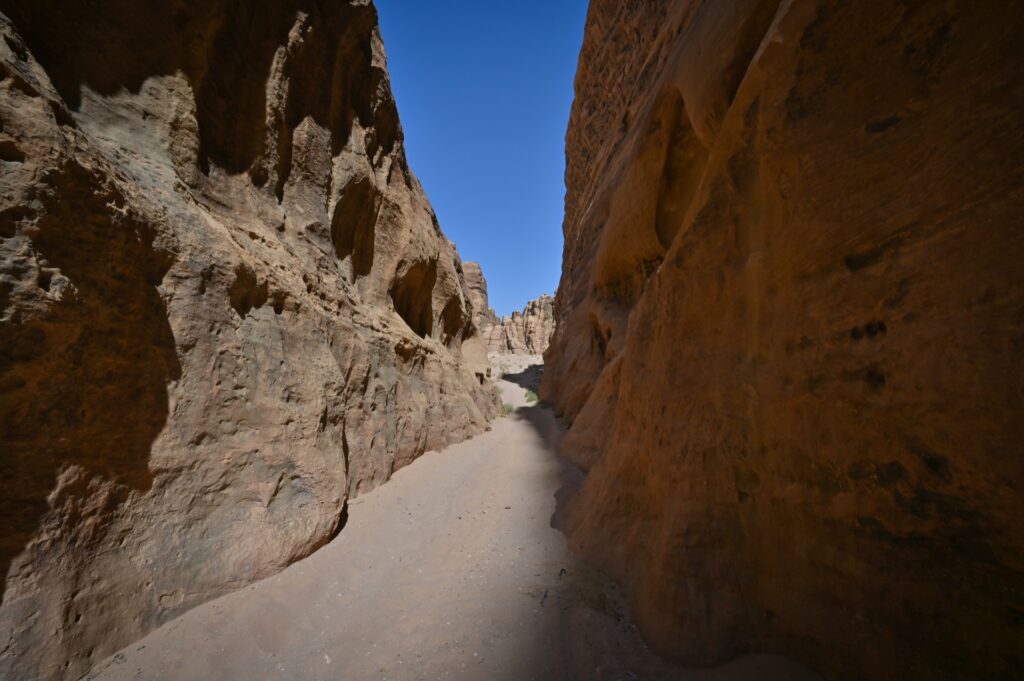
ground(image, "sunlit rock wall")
xmin=486 ymin=294 xmax=555 ymax=356
xmin=0 ymin=2 xmax=498 ymax=678
xmin=464 ymin=261 xmax=554 ymax=356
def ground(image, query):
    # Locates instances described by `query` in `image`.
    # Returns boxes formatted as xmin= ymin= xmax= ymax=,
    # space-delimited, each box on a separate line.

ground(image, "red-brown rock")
xmin=543 ymin=1 xmax=1024 ymax=679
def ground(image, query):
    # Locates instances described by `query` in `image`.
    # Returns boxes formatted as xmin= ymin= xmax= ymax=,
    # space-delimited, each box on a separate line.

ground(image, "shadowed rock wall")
xmin=543 ymin=1 xmax=1024 ymax=679
xmin=0 ymin=2 xmax=497 ymax=678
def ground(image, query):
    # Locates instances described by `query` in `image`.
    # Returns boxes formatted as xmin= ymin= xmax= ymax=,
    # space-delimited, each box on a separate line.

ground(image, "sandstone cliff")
xmin=462 ymin=260 xmax=499 ymax=331
xmin=486 ymin=294 xmax=555 ymax=356
xmin=543 ymin=1 xmax=1024 ymax=679
xmin=463 ymin=261 xmax=554 ymax=356
xmin=0 ymin=2 xmax=497 ymax=679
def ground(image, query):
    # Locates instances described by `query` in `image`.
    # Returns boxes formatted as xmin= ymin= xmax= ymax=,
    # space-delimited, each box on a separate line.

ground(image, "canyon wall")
xmin=543 ymin=1 xmax=1024 ymax=679
xmin=464 ymin=261 xmax=554 ymax=356
xmin=455 ymin=260 xmax=492 ymax=380
xmin=486 ymin=294 xmax=555 ymax=356
xmin=462 ymin=260 xmax=499 ymax=332
xmin=0 ymin=2 xmax=498 ymax=679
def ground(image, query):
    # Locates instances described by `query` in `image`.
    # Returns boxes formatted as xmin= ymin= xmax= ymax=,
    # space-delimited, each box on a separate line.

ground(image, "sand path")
xmin=87 ymin=377 xmax=819 ymax=681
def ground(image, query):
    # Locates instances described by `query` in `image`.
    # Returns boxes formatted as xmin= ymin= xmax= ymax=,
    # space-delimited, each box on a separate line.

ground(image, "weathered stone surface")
xmin=462 ymin=260 xmax=499 ymax=330
xmin=455 ymin=260 xmax=492 ymax=382
xmin=462 ymin=260 xmax=555 ymax=356
xmin=486 ymin=294 xmax=555 ymax=356
xmin=0 ymin=2 xmax=498 ymax=679
xmin=543 ymin=1 xmax=1024 ymax=679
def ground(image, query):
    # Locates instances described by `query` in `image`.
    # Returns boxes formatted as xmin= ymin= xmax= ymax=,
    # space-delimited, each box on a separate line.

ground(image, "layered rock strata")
xmin=486 ymin=294 xmax=555 ymax=356
xmin=543 ymin=1 xmax=1024 ymax=679
xmin=463 ymin=261 xmax=554 ymax=355
xmin=0 ymin=2 xmax=497 ymax=679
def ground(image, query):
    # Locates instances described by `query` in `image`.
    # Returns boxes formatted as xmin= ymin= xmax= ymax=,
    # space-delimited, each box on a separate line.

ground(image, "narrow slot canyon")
xmin=84 ymin=374 xmax=814 ymax=681
xmin=0 ymin=1 xmax=1021 ymax=680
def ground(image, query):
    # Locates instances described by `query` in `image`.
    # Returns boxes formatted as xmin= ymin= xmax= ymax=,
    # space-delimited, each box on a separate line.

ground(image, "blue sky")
xmin=375 ymin=1 xmax=589 ymax=316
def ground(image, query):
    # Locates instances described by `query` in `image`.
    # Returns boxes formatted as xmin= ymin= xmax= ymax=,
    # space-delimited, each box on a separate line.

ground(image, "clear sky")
xmin=375 ymin=0 xmax=589 ymax=317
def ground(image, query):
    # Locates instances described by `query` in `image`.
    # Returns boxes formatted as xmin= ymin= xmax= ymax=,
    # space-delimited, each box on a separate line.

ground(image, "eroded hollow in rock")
xmin=439 ymin=295 xmax=468 ymax=349
xmin=654 ymin=91 xmax=707 ymax=250
xmin=228 ymin=264 xmax=268 ymax=318
xmin=0 ymin=139 xmax=26 ymax=163
xmin=390 ymin=259 xmax=436 ymax=338
xmin=331 ymin=175 xmax=380 ymax=279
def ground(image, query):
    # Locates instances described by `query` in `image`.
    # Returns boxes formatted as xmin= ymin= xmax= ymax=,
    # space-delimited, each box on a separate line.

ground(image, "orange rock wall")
xmin=543 ymin=1 xmax=1024 ymax=679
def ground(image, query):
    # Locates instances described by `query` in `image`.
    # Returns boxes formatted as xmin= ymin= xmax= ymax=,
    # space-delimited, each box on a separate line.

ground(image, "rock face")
xmin=455 ymin=260 xmax=494 ymax=381
xmin=543 ymin=1 xmax=1024 ymax=680
xmin=486 ymin=294 xmax=556 ymax=356
xmin=463 ymin=261 xmax=554 ymax=355
xmin=0 ymin=2 xmax=498 ymax=679
xmin=462 ymin=260 xmax=499 ymax=331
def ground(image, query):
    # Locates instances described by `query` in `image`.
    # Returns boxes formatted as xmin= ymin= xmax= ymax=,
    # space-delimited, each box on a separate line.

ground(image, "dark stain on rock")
xmin=865 ymin=114 xmax=902 ymax=133
xmin=848 ymin=460 xmax=872 ymax=481
xmin=270 ymin=290 xmax=287 ymax=315
xmin=844 ymin=364 xmax=887 ymax=392
xmin=864 ymin=367 xmax=887 ymax=391
xmin=876 ymin=461 xmax=906 ymax=486
xmin=906 ymin=440 xmax=952 ymax=483
xmin=884 ymin=278 xmax=912 ymax=308
xmin=844 ymin=245 xmax=887 ymax=271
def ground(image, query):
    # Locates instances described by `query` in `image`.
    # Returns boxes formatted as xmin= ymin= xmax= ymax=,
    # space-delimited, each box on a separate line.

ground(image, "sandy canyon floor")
xmin=84 ymin=364 xmax=820 ymax=681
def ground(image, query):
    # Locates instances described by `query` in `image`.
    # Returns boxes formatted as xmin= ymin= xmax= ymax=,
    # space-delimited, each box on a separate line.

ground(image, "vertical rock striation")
xmin=462 ymin=260 xmax=499 ymax=331
xmin=0 ymin=2 xmax=497 ymax=679
xmin=486 ymin=294 xmax=556 ymax=356
xmin=456 ymin=260 xmax=494 ymax=381
xmin=463 ymin=261 xmax=554 ymax=356
xmin=544 ymin=1 xmax=1024 ymax=679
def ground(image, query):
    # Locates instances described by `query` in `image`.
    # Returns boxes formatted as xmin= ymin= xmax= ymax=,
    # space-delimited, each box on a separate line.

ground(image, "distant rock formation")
xmin=0 ymin=2 xmax=497 ymax=679
xmin=486 ymin=294 xmax=555 ymax=356
xmin=543 ymin=2 xmax=1024 ymax=680
xmin=462 ymin=261 xmax=499 ymax=330
xmin=463 ymin=261 xmax=554 ymax=355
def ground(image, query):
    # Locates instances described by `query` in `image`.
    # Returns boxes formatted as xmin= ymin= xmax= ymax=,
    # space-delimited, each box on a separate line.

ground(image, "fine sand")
xmin=86 ymin=369 xmax=820 ymax=681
